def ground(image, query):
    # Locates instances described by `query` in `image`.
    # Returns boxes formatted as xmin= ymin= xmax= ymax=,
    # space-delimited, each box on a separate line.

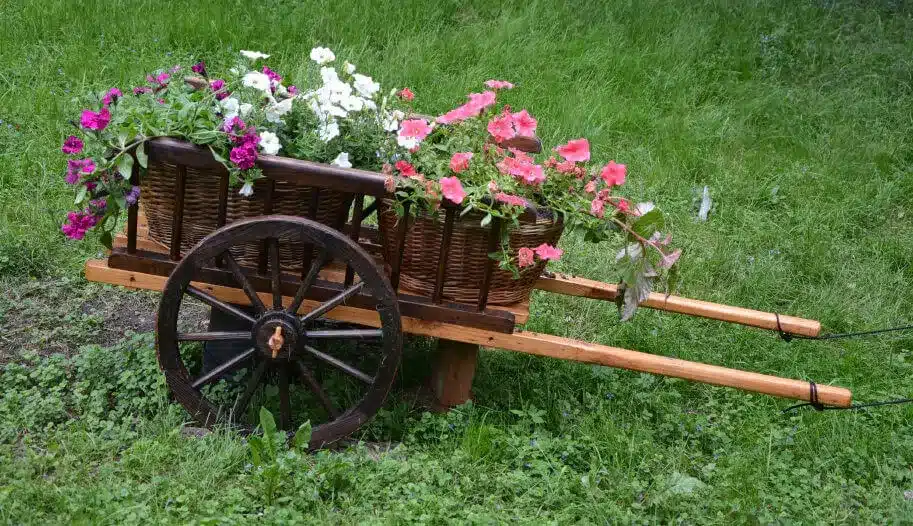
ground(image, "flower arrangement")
xmin=384 ymin=82 xmax=680 ymax=319
xmin=59 ymin=47 xmax=403 ymax=246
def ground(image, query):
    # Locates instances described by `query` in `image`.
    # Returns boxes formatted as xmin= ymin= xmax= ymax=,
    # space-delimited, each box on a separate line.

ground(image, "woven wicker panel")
xmin=378 ymin=200 xmax=564 ymax=305
xmin=142 ymin=160 xmax=352 ymax=273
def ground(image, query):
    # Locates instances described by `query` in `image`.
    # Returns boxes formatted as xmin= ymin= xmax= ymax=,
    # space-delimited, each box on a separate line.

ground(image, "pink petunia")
xmin=398 ymin=87 xmax=415 ymax=101
xmin=449 ymin=152 xmax=473 ymax=173
xmin=102 ymin=88 xmax=123 ymax=107
xmin=80 ymin=108 xmax=111 ymax=131
xmin=600 ymin=161 xmax=626 ymax=186
xmin=520 ymin=163 xmax=546 ymax=185
xmin=439 ymin=176 xmax=466 ymax=204
xmin=487 ymin=114 xmax=515 ymax=143
xmin=398 ymin=119 xmax=433 ymax=141
xmin=485 ymin=80 xmax=514 ymax=90
xmin=61 ymin=136 xmax=84 ymax=155
xmin=287 ymin=85 xmax=298 ymax=95
xmin=534 ymin=243 xmax=563 ymax=261
xmin=555 ymin=138 xmax=590 ymax=162
xmin=436 ymin=104 xmax=476 ymax=124
xmin=511 ymin=109 xmax=537 ymax=136
xmin=466 ymin=91 xmax=497 ymax=113
xmin=590 ymin=198 xmax=605 ymax=218
xmin=494 ymin=192 xmax=527 ymax=207
xmin=517 ymin=247 xmax=535 ymax=267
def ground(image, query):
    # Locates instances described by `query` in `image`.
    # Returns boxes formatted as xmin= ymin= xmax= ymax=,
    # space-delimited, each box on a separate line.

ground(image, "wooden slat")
xmin=345 ymin=195 xmax=365 ymax=287
xmin=85 ymin=258 xmax=851 ymax=407
xmin=169 ymin=165 xmax=187 ymax=260
xmin=258 ymin=179 xmax=275 ymax=275
xmin=535 ymin=274 xmax=821 ymax=337
xmin=432 ymin=207 xmax=456 ymax=304
xmin=477 ymin=217 xmax=501 ymax=311
xmin=389 ymin=201 xmax=410 ymax=290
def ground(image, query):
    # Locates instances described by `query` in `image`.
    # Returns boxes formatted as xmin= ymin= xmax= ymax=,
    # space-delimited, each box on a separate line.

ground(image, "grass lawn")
xmin=2 ymin=0 xmax=913 ymax=522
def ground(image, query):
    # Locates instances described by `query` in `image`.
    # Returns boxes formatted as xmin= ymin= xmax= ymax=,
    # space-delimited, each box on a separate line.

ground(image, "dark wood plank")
xmin=477 ymin=217 xmax=501 ymax=311
xmin=432 ymin=207 xmax=456 ymax=304
xmin=107 ymin=248 xmax=517 ymax=333
xmin=258 ymin=180 xmax=275 ymax=275
xmin=301 ymin=188 xmax=322 ymax=279
xmin=126 ymin=153 xmax=139 ymax=254
xmin=389 ymin=201 xmax=410 ymax=290
xmin=345 ymin=195 xmax=365 ymax=287
xmin=169 ymin=165 xmax=187 ymax=261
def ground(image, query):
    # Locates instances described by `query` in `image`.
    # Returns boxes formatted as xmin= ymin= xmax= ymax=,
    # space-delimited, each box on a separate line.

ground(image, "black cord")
xmin=775 ymin=313 xmax=913 ymax=342
xmin=783 ymin=396 xmax=913 ymax=413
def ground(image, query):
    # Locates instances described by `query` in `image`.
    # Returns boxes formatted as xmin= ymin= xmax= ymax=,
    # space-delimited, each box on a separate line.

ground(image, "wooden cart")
xmin=85 ymin=138 xmax=851 ymax=448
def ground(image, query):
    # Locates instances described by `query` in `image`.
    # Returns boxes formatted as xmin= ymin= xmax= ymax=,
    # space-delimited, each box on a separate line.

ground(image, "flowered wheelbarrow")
xmin=84 ymin=137 xmax=850 ymax=448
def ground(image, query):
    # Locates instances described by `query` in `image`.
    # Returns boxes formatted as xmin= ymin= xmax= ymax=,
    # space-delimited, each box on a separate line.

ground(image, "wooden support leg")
xmin=430 ymin=339 xmax=479 ymax=410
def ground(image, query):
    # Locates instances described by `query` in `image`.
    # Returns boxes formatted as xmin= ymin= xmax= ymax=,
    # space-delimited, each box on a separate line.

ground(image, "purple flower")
xmin=125 ymin=185 xmax=141 ymax=205
xmin=229 ymin=143 xmax=258 ymax=170
xmin=222 ymin=116 xmax=246 ymax=134
xmin=89 ymin=197 xmax=107 ymax=212
xmin=209 ymin=79 xmax=229 ymax=100
xmin=133 ymin=86 xmax=152 ymax=95
xmin=262 ymin=66 xmax=282 ymax=83
xmin=61 ymin=210 xmax=100 ymax=240
xmin=102 ymin=88 xmax=123 ymax=107
xmin=146 ymin=72 xmax=170 ymax=86
xmin=191 ymin=61 xmax=207 ymax=76
xmin=80 ymin=108 xmax=111 ymax=131
xmin=287 ymin=85 xmax=298 ymax=95
xmin=61 ymin=136 xmax=84 ymax=155
xmin=65 ymin=158 xmax=95 ymax=184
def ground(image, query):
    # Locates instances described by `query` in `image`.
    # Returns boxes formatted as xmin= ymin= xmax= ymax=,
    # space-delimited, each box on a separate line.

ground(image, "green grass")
xmin=2 ymin=0 xmax=913 ymax=522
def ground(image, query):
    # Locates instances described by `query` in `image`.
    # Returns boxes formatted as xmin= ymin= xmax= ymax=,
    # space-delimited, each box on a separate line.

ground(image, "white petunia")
xmin=363 ymin=99 xmax=377 ymax=111
xmin=318 ymin=121 xmax=340 ymax=142
xmin=239 ymin=182 xmax=254 ymax=197
xmin=323 ymin=103 xmax=348 ymax=118
xmin=239 ymin=103 xmax=252 ymax=117
xmin=320 ymin=66 xmax=341 ymax=86
xmin=396 ymin=135 xmax=419 ymax=150
xmin=310 ymin=47 xmax=336 ymax=65
xmin=265 ymin=97 xmax=294 ymax=123
xmin=220 ymin=97 xmax=240 ymax=118
xmin=382 ymin=111 xmax=400 ymax=132
xmin=339 ymin=94 xmax=365 ymax=112
xmin=240 ymin=50 xmax=270 ymax=61
xmin=259 ymin=131 xmax=281 ymax=155
xmin=242 ymin=71 xmax=272 ymax=93
xmin=636 ymin=202 xmax=655 ymax=215
xmin=352 ymin=74 xmax=380 ymax=98
xmin=331 ymin=152 xmax=352 ymax=168
xmin=344 ymin=61 xmax=356 ymax=74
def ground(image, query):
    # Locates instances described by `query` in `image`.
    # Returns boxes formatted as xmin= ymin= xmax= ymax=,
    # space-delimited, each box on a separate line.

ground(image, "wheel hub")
xmin=252 ymin=311 xmax=302 ymax=359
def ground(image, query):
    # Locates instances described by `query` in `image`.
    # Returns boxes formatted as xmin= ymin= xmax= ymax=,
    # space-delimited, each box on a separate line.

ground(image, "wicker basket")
xmin=378 ymin=200 xmax=564 ymax=305
xmin=142 ymin=160 xmax=352 ymax=273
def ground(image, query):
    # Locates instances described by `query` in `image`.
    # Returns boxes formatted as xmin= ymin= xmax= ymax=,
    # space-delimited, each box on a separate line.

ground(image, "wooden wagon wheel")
xmin=155 ymin=215 xmax=402 ymax=448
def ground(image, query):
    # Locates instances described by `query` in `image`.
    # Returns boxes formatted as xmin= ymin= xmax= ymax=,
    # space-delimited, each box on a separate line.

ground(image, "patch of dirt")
xmin=0 ymin=275 xmax=209 ymax=364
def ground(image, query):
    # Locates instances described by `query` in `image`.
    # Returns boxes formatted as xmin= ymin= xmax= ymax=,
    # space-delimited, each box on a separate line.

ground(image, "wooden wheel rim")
xmin=155 ymin=214 xmax=403 ymax=448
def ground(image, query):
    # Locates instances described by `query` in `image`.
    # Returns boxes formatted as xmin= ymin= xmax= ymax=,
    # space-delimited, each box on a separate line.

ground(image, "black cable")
xmin=783 ymin=396 xmax=913 ymax=413
xmin=775 ymin=312 xmax=913 ymax=342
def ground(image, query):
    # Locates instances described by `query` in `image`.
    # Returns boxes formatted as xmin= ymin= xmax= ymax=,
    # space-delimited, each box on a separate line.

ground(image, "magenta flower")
xmin=262 ymin=66 xmax=282 ymax=83
xmin=65 ymin=158 xmax=95 ymax=184
xmin=449 ymin=152 xmax=473 ymax=173
xmin=209 ymin=79 xmax=229 ymax=100
xmin=61 ymin=210 xmax=100 ymax=240
xmin=191 ymin=61 xmax=207 ymax=75
xmin=229 ymin=143 xmax=258 ymax=170
xmin=511 ymin=109 xmax=537 ymax=137
xmin=600 ymin=161 xmax=626 ymax=186
xmin=517 ymin=247 xmax=535 ymax=268
xmin=61 ymin=136 xmax=84 ymax=155
xmin=287 ymin=85 xmax=298 ymax=95
xmin=102 ymin=88 xmax=123 ymax=107
xmin=133 ymin=86 xmax=152 ymax=95
xmin=534 ymin=243 xmax=563 ymax=261
xmin=80 ymin=108 xmax=111 ymax=131
xmin=439 ymin=176 xmax=466 ymax=204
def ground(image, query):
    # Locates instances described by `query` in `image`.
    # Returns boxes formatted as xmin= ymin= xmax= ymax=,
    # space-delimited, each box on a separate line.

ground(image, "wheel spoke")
xmin=303 ymin=345 xmax=373 ymax=384
xmin=191 ymin=347 xmax=256 ymax=389
xmin=287 ymin=251 xmax=328 ymax=315
xmin=177 ymin=331 xmax=252 ymax=342
xmin=186 ymin=285 xmax=256 ymax=325
xmin=295 ymin=360 xmax=340 ymax=419
xmin=222 ymin=251 xmax=266 ymax=314
xmin=278 ymin=367 xmax=292 ymax=430
xmin=300 ymin=281 xmax=365 ymax=324
xmin=305 ymin=329 xmax=384 ymax=340
xmin=232 ymin=360 xmax=268 ymax=419
xmin=269 ymin=237 xmax=282 ymax=310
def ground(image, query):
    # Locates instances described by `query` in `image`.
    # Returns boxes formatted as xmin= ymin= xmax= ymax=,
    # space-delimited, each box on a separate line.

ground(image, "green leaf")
xmin=249 ymin=436 xmax=264 ymax=466
xmin=74 ymin=185 xmax=88 ymax=205
xmin=259 ymin=406 xmax=277 ymax=438
xmin=99 ymin=231 xmax=113 ymax=250
xmin=209 ymin=146 xmax=227 ymax=164
xmin=480 ymin=213 xmax=492 ymax=227
xmin=135 ymin=143 xmax=148 ymax=169
xmin=293 ymin=421 xmax=312 ymax=451
xmin=632 ymin=209 xmax=664 ymax=238
xmin=117 ymin=154 xmax=134 ymax=180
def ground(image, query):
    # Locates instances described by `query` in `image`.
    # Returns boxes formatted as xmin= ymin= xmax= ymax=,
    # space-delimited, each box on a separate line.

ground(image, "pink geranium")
xmin=398 ymin=119 xmax=432 ymax=141
xmin=394 ymin=160 xmax=417 ymax=178
xmin=485 ymin=80 xmax=514 ymax=90
xmin=555 ymin=138 xmax=590 ymax=162
xmin=449 ymin=152 xmax=473 ymax=173
xmin=487 ymin=180 xmax=499 ymax=193
xmin=487 ymin=114 xmax=515 ymax=143
xmin=61 ymin=136 xmax=84 ymax=155
xmin=398 ymin=87 xmax=415 ymax=101
xmin=80 ymin=108 xmax=111 ymax=131
xmin=600 ymin=161 xmax=626 ymax=186
xmin=584 ymin=180 xmax=597 ymax=193
xmin=590 ymin=198 xmax=605 ymax=218
xmin=534 ymin=243 xmax=563 ymax=261
xmin=517 ymin=247 xmax=535 ymax=267
xmin=440 ymin=176 xmax=466 ymax=204
xmin=511 ymin=109 xmax=537 ymax=136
